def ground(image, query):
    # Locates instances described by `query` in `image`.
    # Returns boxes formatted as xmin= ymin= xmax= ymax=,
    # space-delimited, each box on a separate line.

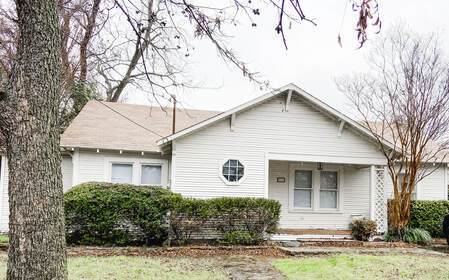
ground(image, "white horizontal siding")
xmin=173 ymin=94 xmax=386 ymax=200
xmin=384 ymin=165 xmax=448 ymax=201
xmin=75 ymin=150 xmax=171 ymax=187
xmin=268 ymin=161 xmax=370 ymax=230
xmin=61 ymin=156 xmax=73 ymax=192
xmin=419 ymin=166 xmax=447 ymax=200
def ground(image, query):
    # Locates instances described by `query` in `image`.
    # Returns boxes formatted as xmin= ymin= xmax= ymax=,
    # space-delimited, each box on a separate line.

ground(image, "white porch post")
xmin=264 ymin=153 xmax=269 ymax=198
xmin=369 ymin=165 xmax=376 ymax=220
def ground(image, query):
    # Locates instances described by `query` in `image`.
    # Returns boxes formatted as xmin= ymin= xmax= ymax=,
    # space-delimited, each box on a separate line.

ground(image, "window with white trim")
xmin=320 ymin=171 xmax=338 ymax=208
xmin=222 ymin=159 xmax=244 ymax=182
xmin=141 ymin=164 xmax=162 ymax=185
xmin=111 ymin=163 xmax=133 ymax=183
xmin=293 ymin=170 xmax=313 ymax=208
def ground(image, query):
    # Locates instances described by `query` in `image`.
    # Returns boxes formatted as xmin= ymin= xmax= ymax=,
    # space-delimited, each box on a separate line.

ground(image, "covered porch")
xmin=265 ymin=153 xmax=388 ymax=234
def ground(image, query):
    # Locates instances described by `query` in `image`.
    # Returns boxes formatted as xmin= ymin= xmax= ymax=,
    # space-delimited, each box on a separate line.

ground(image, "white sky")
xmin=126 ymin=0 xmax=449 ymax=115
xmin=2 ymin=0 xmax=448 ymax=114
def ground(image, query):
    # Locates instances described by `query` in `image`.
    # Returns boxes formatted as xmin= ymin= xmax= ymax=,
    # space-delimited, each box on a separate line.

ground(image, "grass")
xmin=273 ymin=254 xmax=449 ymax=280
xmin=0 ymin=255 xmax=227 ymax=280
xmin=0 ymin=236 xmax=7 ymax=246
xmin=0 ymin=253 xmax=448 ymax=279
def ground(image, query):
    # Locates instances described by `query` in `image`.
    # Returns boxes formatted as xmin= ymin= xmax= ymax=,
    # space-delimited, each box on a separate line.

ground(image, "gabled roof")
xmin=157 ymin=83 xmax=395 ymax=151
xmin=61 ymin=100 xmax=219 ymax=153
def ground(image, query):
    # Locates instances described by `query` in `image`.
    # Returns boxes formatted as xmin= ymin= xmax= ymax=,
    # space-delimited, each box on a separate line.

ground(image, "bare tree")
xmin=337 ymin=27 xmax=449 ymax=234
xmin=1 ymin=0 xmax=108 ymax=128
xmin=2 ymin=0 xmax=382 ymax=107
xmin=96 ymin=0 xmax=381 ymax=104
xmin=0 ymin=0 xmax=67 ymax=278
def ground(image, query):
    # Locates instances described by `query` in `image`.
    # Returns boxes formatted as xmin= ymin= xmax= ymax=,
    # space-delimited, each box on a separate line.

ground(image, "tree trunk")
xmin=2 ymin=0 xmax=67 ymax=279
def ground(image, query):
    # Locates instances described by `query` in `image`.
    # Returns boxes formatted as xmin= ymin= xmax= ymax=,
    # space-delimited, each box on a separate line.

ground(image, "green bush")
xmin=65 ymin=182 xmax=281 ymax=246
xmin=350 ymin=218 xmax=377 ymax=241
xmin=409 ymin=200 xmax=449 ymax=237
xmin=168 ymin=197 xmax=211 ymax=244
xmin=403 ymin=228 xmax=432 ymax=245
xmin=169 ymin=197 xmax=281 ymax=245
xmin=219 ymin=231 xmax=263 ymax=245
xmin=210 ymin=197 xmax=280 ymax=234
xmin=65 ymin=182 xmax=180 ymax=246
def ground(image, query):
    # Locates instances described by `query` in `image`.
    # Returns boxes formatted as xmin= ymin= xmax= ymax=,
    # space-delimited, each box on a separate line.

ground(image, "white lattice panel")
xmin=374 ymin=167 xmax=387 ymax=232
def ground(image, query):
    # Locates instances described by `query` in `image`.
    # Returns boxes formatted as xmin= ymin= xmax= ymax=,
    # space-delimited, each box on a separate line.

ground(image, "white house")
xmin=0 ymin=83 xmax=448 ymax=233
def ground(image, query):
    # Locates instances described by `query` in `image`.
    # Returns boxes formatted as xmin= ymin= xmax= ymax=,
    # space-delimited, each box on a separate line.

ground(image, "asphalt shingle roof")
xmin=60 ymin=100 xmax=219 ymax=152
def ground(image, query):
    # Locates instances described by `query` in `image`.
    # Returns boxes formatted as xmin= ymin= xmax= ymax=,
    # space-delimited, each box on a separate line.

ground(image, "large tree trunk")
xmin=2 ymin=0 xmax=67 ymax=279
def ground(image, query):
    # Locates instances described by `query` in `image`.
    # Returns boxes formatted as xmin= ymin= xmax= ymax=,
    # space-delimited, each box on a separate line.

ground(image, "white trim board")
xmin=266 ymin=152 xmax=387 ymax=166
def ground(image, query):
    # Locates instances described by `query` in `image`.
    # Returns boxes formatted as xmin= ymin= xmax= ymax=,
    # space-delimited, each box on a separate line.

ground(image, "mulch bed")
xmin=67 ymin=245 xmax=289 ymax=258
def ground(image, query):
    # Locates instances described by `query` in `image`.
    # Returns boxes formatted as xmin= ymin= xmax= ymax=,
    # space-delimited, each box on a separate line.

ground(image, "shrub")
xmin=168 ymin=198 xmax=211 ymax=244
xmin=210 ymin=197 xmax=280 ymax=234
xmin=169 ymin=197 xmax=281 ymax=245
xmin=65 ymin=182 xmax=281 ymax=246
xmin=403 ymin=228 xmax=432 ymax=245
xmin=350 ymin=218 xmax=377 ymax=241
xmin=409 ymin=200 xmax=449 ymax=237
xmin=384 ymin=230 xmax=401 ymax=243
xmin=443 ymin=214 xmax=449 ymax=245
xmin=65 ymin=182 xmax=180 ymax=246
xmin=219 ymin=231 xmax=263 ymax=245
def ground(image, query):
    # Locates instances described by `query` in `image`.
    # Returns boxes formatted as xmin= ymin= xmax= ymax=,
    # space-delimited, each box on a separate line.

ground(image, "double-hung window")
xmin=291 ymin=166 xmax=341 ymax=211
xmin=320 ymin=171 xmax=338 ymax=209
xmin=141 ymin=164 xmax=162 ymax=185
xmin=111 ymin=163 xmax=133 ymax=184
xmin=293 ymin=170 xmax=313 ymax=208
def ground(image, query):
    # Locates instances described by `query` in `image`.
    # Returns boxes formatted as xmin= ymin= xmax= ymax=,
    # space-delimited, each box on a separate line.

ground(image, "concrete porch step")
xmin=275 ymin=239 xmax=361 ymax=248
xmin=279 ymin=246 xmax=447 ymax=256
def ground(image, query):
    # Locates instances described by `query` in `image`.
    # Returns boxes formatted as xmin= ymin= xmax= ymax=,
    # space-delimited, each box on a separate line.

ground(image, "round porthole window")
xmin=222 ymin=159 xmax=244 ymax=182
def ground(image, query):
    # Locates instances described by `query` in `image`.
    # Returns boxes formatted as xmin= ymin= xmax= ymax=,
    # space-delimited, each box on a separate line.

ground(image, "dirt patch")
xmin=220 ymin=256 xmax=285 ymax=280
xmin=68 ymin=245 xmax=289 ymax=258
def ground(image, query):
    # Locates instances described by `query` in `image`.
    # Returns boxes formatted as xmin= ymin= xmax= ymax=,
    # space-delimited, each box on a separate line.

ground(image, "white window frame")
xmin=139 ymin=163 xmax=163 ymax=186
xmin=289 ymin=163 xmax=343 ymax=213
xmin=218 ymin=158 xmax=247 ymax=186
xmin=318 ymin=169 xmax=340 ymax=210
xmin=105 ymin=156 xmax=168 ymax=186
xmin=290 ymin=168 xmax=314 ymax=210
xmin=110 ymin=161 xmax=134 ymax=184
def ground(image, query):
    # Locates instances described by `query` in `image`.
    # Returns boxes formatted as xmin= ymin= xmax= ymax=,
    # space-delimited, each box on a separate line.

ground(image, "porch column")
xmin=370 ymin=165 xmax=388 ymax=233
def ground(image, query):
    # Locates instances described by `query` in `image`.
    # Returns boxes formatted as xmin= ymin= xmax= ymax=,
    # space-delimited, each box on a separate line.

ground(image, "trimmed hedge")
xmin=169 ymin=197 xmax=281 ymax=245
xmin=64 ymin=182 xmax=180 ymax=245
xmin=409 ymin=200 xmax=449 ymax=237
xmin=65 ymin=182 xmax=281 ymax=246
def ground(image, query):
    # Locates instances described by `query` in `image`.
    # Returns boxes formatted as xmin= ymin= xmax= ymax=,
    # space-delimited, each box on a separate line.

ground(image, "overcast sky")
xmin=2 ymin=1 xmax=448 ymax=114
xmin=123 ymin=0 xmax=449 ymax=115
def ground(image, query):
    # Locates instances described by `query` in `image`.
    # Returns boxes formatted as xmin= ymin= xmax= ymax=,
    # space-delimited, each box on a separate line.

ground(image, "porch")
xmin=266 ymin=157 xmax=388 ymax=233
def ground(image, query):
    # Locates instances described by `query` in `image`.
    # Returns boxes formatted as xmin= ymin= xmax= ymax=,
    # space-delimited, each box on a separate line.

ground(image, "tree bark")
xmin=0 ymin=0 xmax=67 ymax=279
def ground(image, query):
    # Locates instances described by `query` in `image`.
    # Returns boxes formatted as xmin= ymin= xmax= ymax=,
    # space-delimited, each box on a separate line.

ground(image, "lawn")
xmin=0 ymin=236 xmax=7 ymax=246
xmin=0 ymin=255 xmax=227 ymax=280
xmin=273 ymin=254 xmax=449 ymax=280
xmin=0 ymin=253 xmax=448 ymax=279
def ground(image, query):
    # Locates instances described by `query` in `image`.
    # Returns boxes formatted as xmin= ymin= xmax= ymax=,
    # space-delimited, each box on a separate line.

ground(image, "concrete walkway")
xmin=220 ymin=256 xmax=285 ymax=280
